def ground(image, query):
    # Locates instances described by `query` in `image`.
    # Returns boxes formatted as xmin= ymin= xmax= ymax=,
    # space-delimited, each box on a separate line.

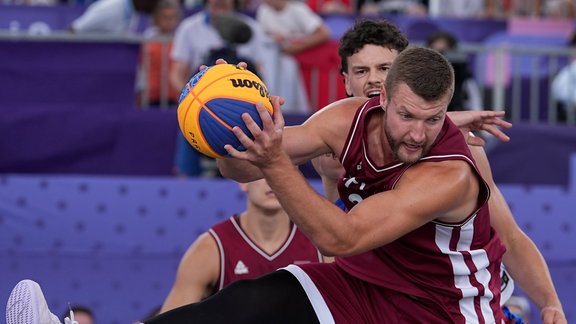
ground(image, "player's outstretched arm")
xmin=160 ymin=233 xmax=220 ymax=313
xmin=470 ymin=146 xmax=566 ymax=324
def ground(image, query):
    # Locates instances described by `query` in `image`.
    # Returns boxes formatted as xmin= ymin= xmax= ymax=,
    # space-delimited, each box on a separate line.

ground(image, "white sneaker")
xmin=6 ymin=279 xmax=62 ymax=324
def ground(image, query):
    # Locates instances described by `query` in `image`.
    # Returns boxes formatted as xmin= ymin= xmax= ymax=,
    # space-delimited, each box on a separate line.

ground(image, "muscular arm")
xmin=261 ymin=153 xmax=478 ymax=256
xmin=470 ymin=146 xmax=566 ymax=323
xmin=218 ymin=97 xmax=361 ymax=182
xmin=160 ymin=233 xmax=220 ymax=313
xmin=232 ymin=103 xmax=481 ymax=255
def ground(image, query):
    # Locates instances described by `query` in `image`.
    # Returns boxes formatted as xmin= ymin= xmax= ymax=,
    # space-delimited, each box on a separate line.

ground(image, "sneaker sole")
xmin=6 ymin=280 xmax=40 ymax=324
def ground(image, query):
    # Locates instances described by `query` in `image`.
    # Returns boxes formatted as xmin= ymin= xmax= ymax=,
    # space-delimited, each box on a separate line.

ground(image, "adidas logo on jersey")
xmin=234 ymin=260 xmax=249 ymax=275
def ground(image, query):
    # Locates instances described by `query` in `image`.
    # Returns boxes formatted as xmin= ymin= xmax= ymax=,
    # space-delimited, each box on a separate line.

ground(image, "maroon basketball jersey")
xmin=335 ymin=97 xmax=506 ymax=323
xmin=209 ymin=215 xmax=323 ymax=291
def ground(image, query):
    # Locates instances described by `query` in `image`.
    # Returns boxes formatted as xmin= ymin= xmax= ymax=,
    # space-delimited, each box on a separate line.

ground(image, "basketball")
xmin=177 ymin=64 xmax=273 ymax=159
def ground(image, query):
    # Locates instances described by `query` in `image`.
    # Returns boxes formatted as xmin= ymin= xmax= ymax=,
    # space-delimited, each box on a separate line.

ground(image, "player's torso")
xmin=334 ymin=100 xmax=505 ymax=321
xmin=209 ymin=215 xmax=322 ymax=290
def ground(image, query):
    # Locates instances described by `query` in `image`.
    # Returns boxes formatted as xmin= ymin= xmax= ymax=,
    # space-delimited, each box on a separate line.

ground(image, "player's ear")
xmin=380 ymin=84 xmax=388 ymax=109
xmin=343 ymin=72 xmax=353 ymax=97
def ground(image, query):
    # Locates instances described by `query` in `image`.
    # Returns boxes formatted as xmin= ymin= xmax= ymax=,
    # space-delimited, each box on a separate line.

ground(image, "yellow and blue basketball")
xmin=177 ymin=64 xmax=273 ymax=159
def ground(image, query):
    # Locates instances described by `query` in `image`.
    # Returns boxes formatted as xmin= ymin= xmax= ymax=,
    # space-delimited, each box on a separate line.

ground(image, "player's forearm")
xmin=260 ymin=153 xmax=351 ymax=256
xmin=217 ymin=159 xmax=264 ymax=183
xmin=503 ymin=233 xmax=563 ymax=312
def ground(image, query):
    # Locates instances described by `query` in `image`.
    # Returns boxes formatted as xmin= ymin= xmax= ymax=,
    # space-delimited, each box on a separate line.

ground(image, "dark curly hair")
xmin=338 ymin=19 xmax=409 ymax=75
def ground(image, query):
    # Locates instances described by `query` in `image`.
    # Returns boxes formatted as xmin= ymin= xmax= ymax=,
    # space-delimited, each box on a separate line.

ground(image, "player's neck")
xmin=366 ymin=109 xmax=394 ymax=165
xmin=239 ymin=210 xmax=291 ymax=254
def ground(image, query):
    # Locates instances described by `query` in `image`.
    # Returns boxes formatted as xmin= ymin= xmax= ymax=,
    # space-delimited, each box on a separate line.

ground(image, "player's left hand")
xmin=448 ymin=110 xmax=512 ymax=146
xmin=541 ymin=305 xmax=567 ymax=324
xmin=224 ymin=96 xmax=287 ymax=168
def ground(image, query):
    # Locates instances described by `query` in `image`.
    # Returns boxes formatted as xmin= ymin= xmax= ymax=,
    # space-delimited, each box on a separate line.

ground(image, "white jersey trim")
xmin=231 ymin=216 xmax=298 ymax=261
xmin=434 ymin=220 xmax=496 ymax=323
xmin=283 ymin=265 xmax=335 ymax=324
xmin=208 ymin=228 xmax=226 ymax=291
xmin=340 ymin=100 xmax=371 ymax=165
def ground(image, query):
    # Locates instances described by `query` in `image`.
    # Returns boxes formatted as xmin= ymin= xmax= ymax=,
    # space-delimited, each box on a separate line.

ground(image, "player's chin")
xmin=398 ymin=147 xmax=423 ymax=164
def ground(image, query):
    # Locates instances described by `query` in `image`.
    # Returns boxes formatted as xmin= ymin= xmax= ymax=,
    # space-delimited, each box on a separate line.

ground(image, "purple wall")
xmin=1 ymin=157 xmax=575 ymax=323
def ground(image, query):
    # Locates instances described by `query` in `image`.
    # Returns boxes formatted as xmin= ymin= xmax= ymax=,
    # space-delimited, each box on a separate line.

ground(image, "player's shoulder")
xmin=188 ymin=231 xmax=220 ymax=256
xmin=402 ymin=158 xmax=474 ymax=190
xmin=302 ymin=97 xmax=366 ymax=136
xmin=311 ymin=97 xmax=367 ymax=119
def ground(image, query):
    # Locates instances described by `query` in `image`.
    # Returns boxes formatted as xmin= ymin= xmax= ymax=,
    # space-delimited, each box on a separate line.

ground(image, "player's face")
xmin=244 ymin=179 xmax=282 ymax=212
xmin=382 ymin=83 xmax=448 ymax=163
xmin=343 ymin=44 xmax=398 ymax=98
xmin=154 ymin=7 xmax=181 ymax=34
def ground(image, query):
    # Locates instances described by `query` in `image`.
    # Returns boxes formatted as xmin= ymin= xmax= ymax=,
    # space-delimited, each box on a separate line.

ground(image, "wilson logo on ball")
xmin=229 ymin=79 xmax=271 ymax=99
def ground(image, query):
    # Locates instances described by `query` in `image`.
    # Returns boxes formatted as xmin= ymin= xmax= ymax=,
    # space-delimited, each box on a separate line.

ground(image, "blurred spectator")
xmin=60 ymin=305 xmax=95 ymax=324
xmin=138 ymin=0 xmax=182 ymax=108
xmin=359 ymin=0 xmax=427 ymax=17
xmin=543 ymin=0 xmax=576 ymax=18
xmin=170 ymin=0 xmax=272 ymax=177
xmin=256 ymin=0 xmax=330 ymax=113
xmin=426 ymin=30 xmax=483 ymax=111
xmin=428 ymin=0 xmax=485 ymax=17
xmin=70 ymin=0 xmax=160 ymax=34
xmin=204 ymin=13 xmax=261 ymax=76
xmin=551 ymin=31 xmax=576 ymax=122
xmin=482 ymin=0 xmax=576 ymax=18
xmin=307 ymin=0 xmax=353 ymax=14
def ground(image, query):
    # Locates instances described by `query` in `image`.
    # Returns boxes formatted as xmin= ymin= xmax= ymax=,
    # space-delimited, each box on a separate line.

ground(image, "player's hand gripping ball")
xmin=177 ymin=64 xmax=274 ymax=158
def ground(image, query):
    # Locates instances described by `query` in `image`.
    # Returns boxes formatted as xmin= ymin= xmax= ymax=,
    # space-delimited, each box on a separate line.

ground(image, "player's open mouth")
xmin=367 ymin=90 xmax=380 ymax=98
xmin=403 ymin=143 xmax=422 ymax=151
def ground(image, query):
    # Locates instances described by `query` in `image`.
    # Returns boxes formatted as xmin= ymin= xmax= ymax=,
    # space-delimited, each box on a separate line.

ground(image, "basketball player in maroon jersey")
xmin=6 ymin=41 xmax=565 ymax=324
xmin=138 ymin=47 xmax=514 ymax=323
xmin=311 ymin=19 xmax=565 ymax=324
xmin=160 ymin=178 xmax=324 ymax=312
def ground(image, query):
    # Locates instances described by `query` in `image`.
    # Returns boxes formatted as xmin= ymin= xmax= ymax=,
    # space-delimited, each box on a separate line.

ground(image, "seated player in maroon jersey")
xmin=160 ymin=178 xmax=325 ymax=312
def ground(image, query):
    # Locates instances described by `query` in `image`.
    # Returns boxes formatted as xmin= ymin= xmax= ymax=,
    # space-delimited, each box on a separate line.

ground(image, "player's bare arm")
xmin=218 ymin=96 xmax=360 ymax=181
xmin=227 ymin=102 xmax=480 ymax=256
xmin=327 ymin=160 xmax=480 ymax=255
xmin=470 ymin=145 xmax=566 ymax=323
xmin=160 ymin=233 xmax=220 ymax=313
xmin=261 ymin=152 xmax=480 ymax=257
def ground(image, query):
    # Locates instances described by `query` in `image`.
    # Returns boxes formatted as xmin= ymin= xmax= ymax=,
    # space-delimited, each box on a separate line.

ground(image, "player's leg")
xmin=145 ymin=269 xmax=321 ymax=324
